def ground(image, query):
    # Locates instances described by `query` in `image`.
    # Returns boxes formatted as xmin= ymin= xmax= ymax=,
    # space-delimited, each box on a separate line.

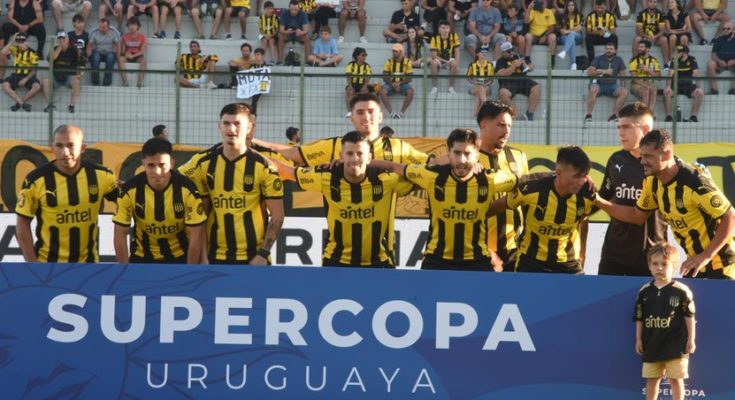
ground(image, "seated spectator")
xmin=501 ymin=4 xmax=526 ymax=56
xmin=557 ymin=0 xmax=583 ymax=70
xmin=228 ymin=42 xmax=252 ymax=87
xmin=585 ymin=42 xmax=627 ymax=122
xmin=186 ymin=0 xmax=205 ymax=39
xmin=311 ymin=0 xmax=338 ymax=40
xmin=495 ymin=0 xmax=518 ymax=14
xmin=307 ymin=25 xmax=343 ymax=66
xmin=495 ymin=41 xmax=540 ymax=120
xmin=666 ymin=0 xmax=692 ymax=52
xmin=43 ymin=31 xmax=82 ymax=113
xmin=259 ymin=1 xmax=279 ymax=63
xmin=690 ymin=0 xmax=731 ymax=44
xmin=466 ymin=0 xmax=506 ymax=60
xmin=629 ymin=40 xmax=660 ymax=111
xmin=380 ymin=43 xmax=415 ymax=118
xmin=1 ymin=33 xmax=41 ymax=111
xmin=633 ymin=0 xmax=669 ymax=68
xmin=176 ymin=39 xmax=217 ymax=89
xmin=706 ymin=21 xmax=735 ymax=94
xmin=118 ymin=17 xmax=147 ymax=87
xmin=99 ymin=0 xmax=126 ymax=29
xmin=384 ymin=0 xmax=421 ymax=43
xmin=420 ymin=0 xmax=447 ymax=37
xmin=524 ymin=0 xmax=557 ymax=66
xmin=585 ymin=0 xmax=617 ymax=61
xmin=127 ymin=0 xmax=159 ymax=39
xmin=338 ymin=0 xmax=367 ymax=43
xmin=87 ymin=18 xmax=120 ymax=86
xmin=158 ymin=0 xmax=186 ymax=39
xmin=344 ymin=46 xmax=380 ymax=117
xmin=208 ymin=0 xmax=226 ymax=39
xmin=221 ymin=0 xmax=251 ymax=40
xmin=429 ymin=20 xmax=460 ymax=94
xmin=0 ymin=0 xmax=46 ymax=63
xmin=448 ymin=0 xmax=476 ymax=28
xmin=247 ymin=48 xmax=267 ymax=114
xmin=278 ymin=0 xmax=312 ymax=63
xmin=152 ymin=124 xmax=169 ymax=139
xmin=286 ymin=126 xmax=301 ymax=145
xmin=68 ymin=14 xmax=89 ymax=60
xmin=51 ymin=0 xmax=92 ymax=32
xmin=467 ymin=48 xmax=494 ymax=117
xmin=663 ymin=45 xmax=703 ymax=121
xmin=403 ymin=26 xmax=425 ymax=68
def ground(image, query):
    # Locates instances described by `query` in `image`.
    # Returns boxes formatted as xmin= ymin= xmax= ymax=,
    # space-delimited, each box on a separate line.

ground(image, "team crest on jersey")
xmin=479 ymin=186 xmax=488 ymax=198
xmin=273 ymin=179 xmax=283 ymax=191
xmin=373 ymin=185 xmax=383 ymax=197
xmin=244 ymin=175 xmax=254 ymax=185
xmin=669 ymin=296 xmax=680 ymax=308
xmin=174 ymin=202 xmax=184 ymax=214
xmin=508 ymin=161 xmax=518 ymax=173
xmin=197 ymin=204 xmax=204 ymax=215
xmin=89 ymin=185 xmax=98 ymax=196
xmin=675 ymin=198 xmax=684 ymax=209
xmin=711 ymin=195 xmax=723 ymax=208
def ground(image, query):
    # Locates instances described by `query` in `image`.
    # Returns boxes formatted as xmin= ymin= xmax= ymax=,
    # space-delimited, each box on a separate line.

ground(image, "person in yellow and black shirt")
xmin=113 ymin=138 xmax=207 ymax=264
xmin=596 ymin=129 xmax=735 ymax=279
xmin=259 ymin=1 xmax=279 ymax=64
xmin=189 ymin=103 xmax=285 ymax=265
xmin=271 ymin=131 xmax=414 ymax=267
xmin=15 ymin=125 xmax=119 ymax=263
xmin=344 ymin=46 xmax=381 ymax=118
xmin=428 ymin=20 xmax=460 ymax=95
xmin=634 ymin=0 xmax=669 ymax=67
xmin=381 ymin=43 xmax=415 ymax=119
xmin=176 ymin=40 xmax=218 ymax=89
xmin=467 ymin=49 xmax=494 ymax=118
xmin=490 ymin=146 xmax=595 ymax=273
xmin=662 ymin=45 xmax=704 ymax=122
xmin=585 ymin=0 xmax=617 ymax=61
xmin=629 ymin=40 xmax=661 ymax=112
xmin=0 ymin=33 xmax=42 ymax=112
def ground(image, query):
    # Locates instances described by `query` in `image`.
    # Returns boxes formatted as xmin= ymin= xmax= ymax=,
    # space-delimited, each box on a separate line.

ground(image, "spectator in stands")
xmin=706 ymin=21 xmax=735 ymax=94
xmin=118 ymin=17 xmax=147 ymax=87
xmin=585 ymin=0 xmax=617 ymax=62
xmin=380 ymin=126 xmax=395 ymax=138
xmin=690 ymin=0 xmax=731 ymax=44
xmin=127 ymin=0 xmax=160 ymax=39
xmin=278 ymin=0 xmax=312 ymax=63
xmin=99 ymin=0 xmax=125 ymax=30
xmin=228 ymin=42 xmax=252 ymax=87
xmin=286 ymin=126 xmax=301 ymax=145
xmin=43 ymin=31 xmax=82 ymax=113
xmin=68 ymin=14 xmax=89 ymax=63
xmin=466 ymin=0 xmax=506 ymax=60
xmin=495 ymin=41 xmax=540 ymax=120
xmin=403 ymin=26 xmax=425 ymax=68
xmin=87 ymin=18 xmax=120 ymax=86
xmin=501 ymin=4 xmax=526 ymax=57
xmin=247 ymin=48 xmax=267 ymax=114
xmin=158 ymin=0 xmax=185 ymax=39
xmin=1 ymin=33 xmax=41 ymax=111
xmin=259 ymin=1 xmax=279 ymax=63
xmin=448 ymin=0 xmax=476 ymax=28
xmin=186 ymin=1 xmax=205 ymax=39
xmin=381 ymin=43 xmax=415 ymax=119
xmin=629 ymin=40 xmax=660 ymax=111
xmin=344 ymin=46 xmax=379 ymax=117
xmin=0 ymin=0 xmax=46 ymax=63
xmin=663 ymin=45 xmax=703 ymax=121
xmin=585 ymin=42 xmax=627 ymax=122
xmin=208 ymin=0 xmax=226 ymax=39
xmin=467 ymin=48 xmax=494 ymax=118
xmin=221 ymin=0 xmax=251 ymax=40
xmin=557 ymin=0 xmax=583 ymax=70
xmin=633 ymin=0 xmax=669 ymax=68
xmin=420 ymin=0 xmax=447 ymax=37
xmin=338 ymin=0 xmax=367 ymax=43
xmin=429 ymin=20 xmax=460 ymax=94
xmin=494 ymin=0 xmax=516 ymax=14
xmin=176 ymin=40 xmax=217 ymax=88
xmin=665 ymin=0 xmax=692 ymax=52
xmin=51 ymin=0 xmax=92 ymax=32
xmin=152 ymin=124 xmax=169 ymax=139
xmin=524 ymin=0 xmax=557 ymax=66
xmin=384 ymin=0 xmax=421 ymax=43
xmin=311 ymin=0 xmax=338 ymax=40
xmin=307 ymin=25 xmax=344 ymax=66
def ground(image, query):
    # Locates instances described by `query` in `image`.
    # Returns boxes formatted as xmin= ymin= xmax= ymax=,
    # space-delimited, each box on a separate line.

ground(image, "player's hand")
xmin=490 ymin=251 xmax=504 ymax=272
xmin=635 ymin=339 xmax=643 ymax=355
xmin=584 ymin=175 xmax=598 ymax=197
xmin=680 ymin=253 xmax=711 ymax=277
xmin=250 ymin=255 xmax=269 ymax=266
xmin=685 ymin=339 xmax=696 ymax=354
xmin=472 ymin=162 xmax=484 ymax=174
xmin=317 ymin=159 xmax=341 ymax=170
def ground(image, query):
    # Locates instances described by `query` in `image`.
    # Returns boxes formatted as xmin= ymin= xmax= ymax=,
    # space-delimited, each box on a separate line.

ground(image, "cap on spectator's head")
xmin=391 ymin=43 xmax=404 ymax=52
xmin=677 ymin=45 xmax=689 ymax=53
xmin=16 ymin=33 xmax=27 ymax=41
xmin=500 ymin=41 xmax=514 ymax=52
xmin=352 ymin=47 xmax=367 ymax=59
xmin=57 ymin=31 xmax=68 ymax=39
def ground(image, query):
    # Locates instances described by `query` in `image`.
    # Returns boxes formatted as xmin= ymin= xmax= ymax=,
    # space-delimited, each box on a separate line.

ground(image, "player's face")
xmin=350 ymin=100 xmax=383 ymax=138
xmin=448 ymin=142 xmax=479 ymax=179
xmin=648 ymin=253 xmax=675 ymax=281
xmin=616 ymin=117 xmax=645 ymax=152
xmin=639 ymin=144 xmax=668 ymax=176
xmin=143 ymin=153 xmax=173 ymax=189
xmin=219 ymin=113 xmax=253 ymax=148
xmin=341 ymin=141 xmax=371 ymax=178
xmin=480 ymin=112 xmax=513 ymax=151
xmin=555 ymin=163 xmax=587 ymax=194
xmin=52 ymin=128 xmax=86 ymax=173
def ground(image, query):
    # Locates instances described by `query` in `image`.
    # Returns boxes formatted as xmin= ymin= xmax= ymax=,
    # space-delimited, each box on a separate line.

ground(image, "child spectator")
xmin=118 ymin=17 xmax=147 ymax=87
xmin=307 ymin=25 xmax=343 ymax=66
xmin=501 ymin=4 xmax=527 ymax=56
xmin=259 ymin=1 xmax=279 ymax=64
xmin=344 ymin=46 xmax=377 ymax=117
xmin=67 ymin=13 xmax=89 ymax=63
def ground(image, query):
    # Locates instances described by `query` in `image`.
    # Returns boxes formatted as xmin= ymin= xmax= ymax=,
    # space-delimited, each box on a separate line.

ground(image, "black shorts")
xmin=664 ymin=32 xmax=692 ymax=43
xmin=346 ymin=82 xmax=379 ymax=93
xmin=158 ymin=0 xmax=184 ymax=9
xmin=678 ymin=82 xmax=696 ymax=97
xmin=322 ymin=258 xmax=394 ymax=268
xmin=516 ymin=254 xmax=583 ymax=274
xmin=598 ymin=257 xmax=650 ymax=276
xmin=421 ymin=254 xmax=493 ymax=271
xmin=230 ymin=5 xmax=249 ymax=14
xmin=132 ymin=5 xmax=155 ymax=16
xmin=4 ymin=74 xmax=40 ymax=90
xmin=130 ymin=254 xmax=188 ymax=264
xmin=452 ymin=0 xmax=473 ymax=13
xmin=499 ymin=79 xmax=538 ymax=98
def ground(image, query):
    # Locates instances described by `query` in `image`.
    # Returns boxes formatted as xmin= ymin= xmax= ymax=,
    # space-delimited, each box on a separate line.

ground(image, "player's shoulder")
xmin=425 ymin=163 xmax=449 ymax=175
xmin=82 ymin=160 xmax=115 ymax=176
xmin=675 ymin=160 xmax=713 ymax=191
xmin=671 ymin=280 xmax=694 ymax=298
xmin=246 ymin=148 xmax=276 ymax=168
xmin=520 ymin=173 xmax=554 ymax=194
xmin=120 ymin=172 xmax=146 ymax=194
xmin=23 ymin=161 xmax=55 ymax=186
xmin=637 ymin=281 xmax=653 ymax=294
xmin=171 ymin=169 xmax=201 ymax=193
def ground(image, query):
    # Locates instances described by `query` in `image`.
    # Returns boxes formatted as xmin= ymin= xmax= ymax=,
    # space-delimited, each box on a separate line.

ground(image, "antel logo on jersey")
xmin=212 ymin=194 xmax=247 ymax=209
xmin=537 ymin=224 xmax=573 ymax=236
xmin=144 ymin=222 xmax=183 ymax=235
xmin=442 ymin=207 xmax=479 ymax=220
xmin=615 ymin=183 xmax=642 ymax=200
xmin=340 ymin=205 xmax=375 ymax=219
xmin=56 ymin=208 xmax=94 ymax=224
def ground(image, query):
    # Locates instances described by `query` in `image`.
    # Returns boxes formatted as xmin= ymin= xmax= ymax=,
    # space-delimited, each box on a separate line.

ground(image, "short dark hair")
xmin=127 ymin=16 xmax=140 ymax=26
xmin=640 ymin=39 xmax=652 ymax=48
xmin=254 ymin=48 xmax=265 ymax=55
xmin=447 ymin=128 xmax=481 ymax=149
xmin=320 ymin=25 xmax=331 ymax=34
xmin=438 ymin=20 xmax=450 ymax=27
xmin=289 ymin=0 xmax=299 ymax=6
xmin=220 ymin=102 xmax=254 ymax=119
xmin=99 ymin=17 xmax=110 ymax=24
xmin=605 ymin=42 xmax=617 ymax=49
xmin=72 ymin=13 xmax=85 ymax=23
xmin=342 ymin=130 xmax=369 ymax=146
xmin=595 ymin=0 xmax=606 ymax=5
xmin=618 ymin=101 xmax=653 ymax=120
xmin=476 ymin=100 xmax=515 ymax=125
xmin=349 ymin=93 xmax=381 ymax=110
xmin=142 ymin=137 xmax=173 ymax=157
xmin=380 ymin=126 xmax=395 ymax=137
xmin=556 ymin=146 xmax=591 ymax=174
xmin=190 ymin=39 xmax=200 ymax=46
xmin=264 ymin=0 xmax=274 ymax=7
xmin=241 ymin=42 xmax=252 ymax=51
xmin=640 ymin=128 xmax=673 ymax=151
xmin=152 ymin=124 xmax=167 ymax=137
xmin=285 ymin=126 xmax=300 ymax=140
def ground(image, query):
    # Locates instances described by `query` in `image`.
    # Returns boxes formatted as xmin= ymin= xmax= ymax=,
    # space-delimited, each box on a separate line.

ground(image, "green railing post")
xmin=47 ymin=61 xmax=55 ymax=145
xmin=174 ymin=42 xmax=182 ymax=144
xmin=671 ymin=47 xmax=679 ymax=143
xmin=299 ymin=47 xmax=305 ymax=135
xmin=545 ymin=48 xmax=552 ymax=145
xmin=421 ymin=51 xmax=428 ymax=137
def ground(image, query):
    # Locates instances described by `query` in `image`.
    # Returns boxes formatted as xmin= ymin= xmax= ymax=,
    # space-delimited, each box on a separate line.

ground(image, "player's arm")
xmin=369 ymin=159 xmax=407 ymax=176
xmin=681 ymin=206 xmax=735 ymax=277
xmin=685 ymin=315 xmax=696 ymax=354
xmin=594 ymin=196 xmax=651 ymax=225
xmin=270 ymin=158 xmax=297 ymax=181
xmin=251 ymin=198 xmax=284 ymax=266
xmin=635 ymin=320 xmax=643 ymax=355
xmin=186 ymin=224 xmax=205 ymax=264
xmin=578 ymin=217 xmax=589 ymax=267
xmin=487 ymin=196 xmax=509 ymax=217
xmin=200 ymin=196 xmax=210 ymax=264
xmin=113 ymin=225 xmax=130 ymax=263
xmin=15 ymin=215 xmax=37 ymax=262
xmin=251 ymin=138 xmax=306 ymax=164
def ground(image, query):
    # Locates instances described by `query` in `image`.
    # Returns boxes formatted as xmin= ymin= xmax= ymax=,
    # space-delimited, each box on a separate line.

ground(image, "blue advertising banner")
xmin=0 ymin=263 xmax=731 ymax=400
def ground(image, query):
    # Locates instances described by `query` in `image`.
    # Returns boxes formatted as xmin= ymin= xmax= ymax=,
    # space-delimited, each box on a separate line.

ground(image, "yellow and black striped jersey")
xmin=178 ymin=143 xmax=222 ymax=178
xmin=558 ymin=12 xmax=582 ymax=30
xmin=507 ymin=174 xmax=595 ymax=265
xmin=259 ymin=14 xmax=279 ymax=36
xmin=429 ymin=32 xmax=460 ymax=60
xmin=10 ymin=46 xmax=39 ymax=75
xmin=299 ymin=0 xmax=315 ymax=13
xmin=346 ymin=61 xmax=372 ymax=85
xmin=479 ymin=147 xmax=529 ymax=262
xmin=629 ymin=55 xmax=661 ymax=78
xmin=178 ymin=53 xmax=205 ymax=80
xmin=296 ymin=165 xmax=414 ymax=266
xmin=113 ymin=171 xmax=207 ymax=262
xmin=636 ymin=159 xmax=735 ymax=278
xmin=467 ymin=60 xmax=494 ymax=83
xmin=230 ymin=0 xmax=251 ymax=8
xmin=383 ymin=57 xmax=413 ymax=82
xmin=405 ymin=164 xmax=518 ymax=263
xmin=636 ymin=8 xmax=665 ymax=35
xmin=250 ymin=142 xmax=294 ymax=166
xmin=298 ymin=136 xmax=428 ymax=167
xmin=190 ymin=148 xmax=284 ymax=263
xmin=15 ymin=161 xmax=119 ymax=263
xmin=585 ymin=11 xmax=616 ymax=31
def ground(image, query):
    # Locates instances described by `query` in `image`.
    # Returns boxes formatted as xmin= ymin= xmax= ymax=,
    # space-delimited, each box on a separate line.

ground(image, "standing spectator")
xmin=420 ymin=0 xmax=447 ymax=37
xmin=50 ymin=0 xmax=92 ymax=32
xmin=384 ymin=0 xmax=421 ymax=43
xmin=87 ymin=18 xmax=120 ymax=86
xmin=127 ymin=0 xmax=160 ymax=38
xmin=246 ymin=48 xmax=267 ymax=114
xmin=467 ymin=48 xmax=494 ymax=117
xmin=381 ymin=43 xmax=415 ymax=118
xmin=311 ymin=0 xmax=339 ymax=40
xmin=585 ymin=0 xmax=617 ymax=62
xmin=307 ymin=25 xmax=343 ymax=66
xmin=285 ymin=126 xmax=301 ymax=145
xmin=706 ymin=21 xmax=735 ymax=94
xmin=501 ymin=4 xmax=527 ymax=57
xmin=221 ymin=0 xmax=251 ymax=40
xmin=228 ymin=42 xmax=252 ymax=87
xmin=429 ymin=20 xmax=460 ymax=94
xmin=466 ymin=0 xmax=506 ymax=60
xmin=99 ymin=0 xmax=125 ymax=30
xmin=67 ymin=14 xmax=89 ymax=61
xmin=557 ymin=0 xmax=583 ymax=70
xmin=0 ymin=0 xmax=46 ymax=63
xmin=523 ymin=0 xmax=557 ymax=66
xmin=666 ymin=0 xmax=692 ymax=52
xmin=338 ymin=0 xmax=367 ymax=43
xmin=259 ymin=1 xmax=279 ymax=64
xmin=176 ymin=40 xmax=217 ymax=89
xmin=663 ymin=45 xmax=704 ymax=122
xmin=43 ymin=31 xmax=82 ymax=113
xmin=690 ymin=0 xmax=731 ymax=44
xmin=344 ymin=46 xmax=377 ymax=117
xmin=629 ymin=40 xmax=660 ymax=112
xmin=495 ymin=41 xmax=540 ymax=120
xmin=633 ymin=0 xmax=668 ymax=68
xmin=278 ymin=0 xmax=312 ymax=64
xmin=118 ymin=17 xmax=147 ymax=87
xmin=158 ymin=0 xmax=185 ymax=39
xmin=585 ymin=42 xmax=627 ymax=122
xmin=447 ymin=0 xmax=476 ymax=28
xmin=403 ymin=26 xmax=425 ymax=68
xmin=152 ymin=124 xmax=169 ymax=139
xmin=1 ymin=33 xmax=41 ymax=111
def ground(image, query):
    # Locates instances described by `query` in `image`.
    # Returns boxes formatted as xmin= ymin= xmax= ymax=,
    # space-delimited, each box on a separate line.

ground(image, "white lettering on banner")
xmin=236 ymin=67 xmax=271 ymax=99
xmin=214 ymin=297 xmax=253 ymax=345
xmin=342 ymin=367 xmax=366 ymax=392
xmin=226 ymin=364 xmax=248 ymax=389
xmin=101 ymin=295 xmax=146 ymax=343
xmin=379 ymin=368 xmax=400 ymax=393
xmin=265 ymin=365 xmax=287 ymax=390
xmin=47 ymin=293 xmax=89 ymax=343
xmin=160 ymin=296 xmax=204 ymax=343
xmin=483 ymin=304 xmax=536 ymax=351
xmin=435 ymin=302 xmax=479 ymax=349
xmin=265 ymin=298 xmax=308 ymax=346
xmin=188 ymin=364 xmax=208 ymax=389
xmin=412 ymin=369 xmax=436 ymax=394
xmin=305 ymin=366 xmax=327 ymax=391
xmin=318 ymin=299 xmax=364 ymax=347
xmin=372 ymin=300 xmax=424 ymax=349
